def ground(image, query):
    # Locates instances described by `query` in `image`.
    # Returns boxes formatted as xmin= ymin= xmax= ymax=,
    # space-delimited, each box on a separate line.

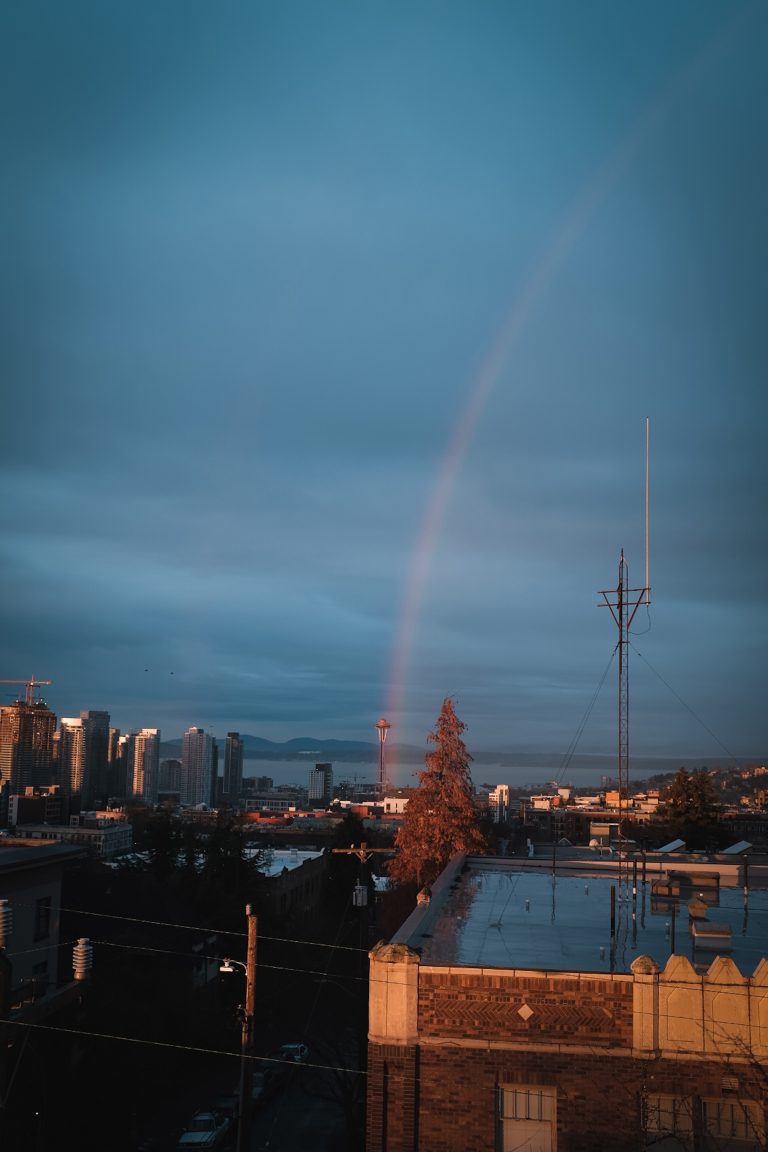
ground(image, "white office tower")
xmin=181 ymin=727 xmax=214 ymax=807
xmin=489 ymin=784 xmax=510 ymax=824
xmin=308 ymin=762 xmax=333 ymax=807
xmin=132 ymin=728 xmax=160 ymax=805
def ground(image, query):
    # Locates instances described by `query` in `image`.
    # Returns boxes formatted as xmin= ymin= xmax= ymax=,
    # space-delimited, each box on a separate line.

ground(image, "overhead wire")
xmin=46 ymin=902 xmax=369 ymax=954
xmin=555 ymin=647 xmax=616 ymax=785
xmin=630 ymin=644 xmax=745 ymax=769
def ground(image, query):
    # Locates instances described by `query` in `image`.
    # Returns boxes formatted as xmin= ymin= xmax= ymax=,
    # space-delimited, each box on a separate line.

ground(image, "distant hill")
xmin=159 ymin=734 xmax=403 ymax=760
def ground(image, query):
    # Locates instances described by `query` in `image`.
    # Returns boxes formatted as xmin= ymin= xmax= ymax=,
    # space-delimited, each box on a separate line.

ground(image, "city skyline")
xmin=2 ymin=2 xmax=765 ymax=761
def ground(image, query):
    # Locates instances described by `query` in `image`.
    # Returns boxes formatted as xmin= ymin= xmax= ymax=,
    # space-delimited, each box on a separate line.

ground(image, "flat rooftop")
xmin=396 ymin=855 xmax=768 ymax=977
xmin=247 ymin=846 xmax=325 ymax=877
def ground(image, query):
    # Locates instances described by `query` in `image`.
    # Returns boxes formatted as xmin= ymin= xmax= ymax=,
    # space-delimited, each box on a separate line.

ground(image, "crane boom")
xmin=0 ymin=677 xmax=52 ymax=705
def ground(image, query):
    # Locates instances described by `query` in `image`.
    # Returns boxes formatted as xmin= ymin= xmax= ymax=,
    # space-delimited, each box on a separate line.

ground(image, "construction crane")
xmin=0 ymin=677 xmax=52 ymax=705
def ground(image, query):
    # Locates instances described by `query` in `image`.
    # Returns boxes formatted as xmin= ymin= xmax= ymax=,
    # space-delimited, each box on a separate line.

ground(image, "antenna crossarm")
xmin=597 ymin=593 xmax=620 ymax=628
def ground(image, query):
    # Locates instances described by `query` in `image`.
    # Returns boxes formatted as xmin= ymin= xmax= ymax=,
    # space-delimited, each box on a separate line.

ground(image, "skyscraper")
xmin=0 ymin=697 xmax=57 ymax=792
xmin=222 ymin=732 xmax=244 ymax=804
xmin=181 ymin=727 xmax=214 ymax=807
xmin=159 ymin=758 xmax=182 ymax=794
xmin=107 ymin=726 xmax=122 ymax=798
xmin=59 ymin=710 xmax=110 ymax=806
xmin=308 ymin=762 xmax=333 ymax=807
xmin=82 ymin=710 xmax=110 ymax=805
xmin=59 ymin=717 xmax=86 ymax=799
xmin=116 ymin=731 xmax=136 ymax=799
xmin=488 ymin=784 xmax=510 ymax=824
xmin=131 ymin=729 xmax=160 ymax=805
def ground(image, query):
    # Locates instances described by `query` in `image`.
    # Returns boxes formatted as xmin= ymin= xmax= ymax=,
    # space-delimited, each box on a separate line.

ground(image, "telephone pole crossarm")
xmin=332 ymin=842 xmax=394 ymax=864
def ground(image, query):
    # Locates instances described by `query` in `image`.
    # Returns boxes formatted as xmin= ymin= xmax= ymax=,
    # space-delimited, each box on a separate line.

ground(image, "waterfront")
xmin=242 ymin=755 xmax=682 ymax=793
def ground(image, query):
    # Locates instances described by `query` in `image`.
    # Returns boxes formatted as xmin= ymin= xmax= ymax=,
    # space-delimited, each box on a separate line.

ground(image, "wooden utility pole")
xmin=236 ymin=904 xmax=257 ymax=1152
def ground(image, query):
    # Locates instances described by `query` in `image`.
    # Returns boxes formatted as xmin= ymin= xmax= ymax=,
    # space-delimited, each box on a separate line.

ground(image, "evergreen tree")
xmin=388 ymin=697 xmax=487 ymax=888
xmin=661 ymin=766 xmax=721 ymax=849
xmin=663 ymin=766 xmax=719 ymax=823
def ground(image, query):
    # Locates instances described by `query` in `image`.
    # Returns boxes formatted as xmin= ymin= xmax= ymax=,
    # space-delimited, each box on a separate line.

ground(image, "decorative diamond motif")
xmin=518 ymin=1003 xmax=534 ymax=1022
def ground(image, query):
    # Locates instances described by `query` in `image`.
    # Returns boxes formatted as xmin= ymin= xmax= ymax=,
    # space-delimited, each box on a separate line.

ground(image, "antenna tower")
xmin=597 ymin=421 xmax=651 ymax=895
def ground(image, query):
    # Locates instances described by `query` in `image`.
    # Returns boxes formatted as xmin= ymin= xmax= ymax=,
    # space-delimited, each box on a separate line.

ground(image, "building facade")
xmin=0 ymin=698 xmax=57 ymax=798
xmin=222 ymin=732 xmax=243 ymax=805
xmin=367 ymin=852 xmax=768 ymax=1152
xmin=308 ymin=762 xmax=333 ymax=807
xmin=488 ymin=784 xmax=510 ymax=823
xmin=58 ymin=710 xmax=110 ymax=806
xmin=181 ymin=727 xmax=214 ymax=807
xmin=131 ymin=728 xmax=160 ymax=805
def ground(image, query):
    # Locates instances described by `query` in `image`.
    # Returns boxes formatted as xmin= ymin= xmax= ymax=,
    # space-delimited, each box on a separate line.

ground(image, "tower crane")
xmin=0 ymin=677 xmax=52 ymax=705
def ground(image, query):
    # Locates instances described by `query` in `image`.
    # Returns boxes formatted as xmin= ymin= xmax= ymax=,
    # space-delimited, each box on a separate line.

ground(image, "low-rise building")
xmin=367 ymin=851 xmax=768 ymax=1151
xmin=248 ymin=847 xmax=328 ymax=924
xmin=10 ymin=816 xmax=133 ymax=858
xmin=0 ymin=840 xmax=87 ymax=1016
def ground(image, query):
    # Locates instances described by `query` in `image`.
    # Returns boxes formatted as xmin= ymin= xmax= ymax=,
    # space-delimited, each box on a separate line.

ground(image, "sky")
xmin=1 ymin=1 xmax=766 ymax=764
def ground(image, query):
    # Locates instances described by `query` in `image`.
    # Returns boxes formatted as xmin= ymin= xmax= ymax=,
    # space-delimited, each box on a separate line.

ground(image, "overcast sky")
xmin=1 ymin=1 xmax=765 ymax=763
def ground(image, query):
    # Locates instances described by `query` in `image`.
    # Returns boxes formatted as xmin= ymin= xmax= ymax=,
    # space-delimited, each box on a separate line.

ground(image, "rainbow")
xmin=382 ymin=5 xmax=747 ymax=765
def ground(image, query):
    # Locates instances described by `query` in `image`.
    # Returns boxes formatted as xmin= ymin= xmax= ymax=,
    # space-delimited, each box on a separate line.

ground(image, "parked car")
xmin=211 ymin=1089 xmax=239 ymax=1122
xmin=176 ymin=1109 xmax=233 ymax=1150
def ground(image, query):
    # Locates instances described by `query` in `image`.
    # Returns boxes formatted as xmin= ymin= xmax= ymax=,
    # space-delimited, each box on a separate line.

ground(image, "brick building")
xmin=367 ymin=852 xmax=768 ymax=1151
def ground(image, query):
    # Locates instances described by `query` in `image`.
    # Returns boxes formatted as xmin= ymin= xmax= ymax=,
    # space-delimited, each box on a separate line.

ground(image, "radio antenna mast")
xmin=598 ymin=421 xmax=651 ymax=866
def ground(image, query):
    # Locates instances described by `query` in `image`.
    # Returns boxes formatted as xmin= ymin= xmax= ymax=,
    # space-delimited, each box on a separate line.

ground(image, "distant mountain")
xmin=159 ymin=734 xmax=393 ymax=760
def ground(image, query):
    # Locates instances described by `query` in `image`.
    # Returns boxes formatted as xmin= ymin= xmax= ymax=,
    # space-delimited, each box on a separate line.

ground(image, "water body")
xmin=243 ymin=756 xmax=648 ymax=792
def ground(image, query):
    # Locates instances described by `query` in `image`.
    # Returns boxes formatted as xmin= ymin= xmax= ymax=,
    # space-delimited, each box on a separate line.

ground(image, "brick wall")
xmin=418 ymin=968 xmax=634 ymax=1048
xmin=367 ymin=1042 xmax=767 ymax=1152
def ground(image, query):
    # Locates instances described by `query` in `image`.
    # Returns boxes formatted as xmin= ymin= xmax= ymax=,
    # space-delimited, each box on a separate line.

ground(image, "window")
xmin=703 ymin=1099 xmax=763 ymax=1151
xmin=502 ymin=1088 xmax=554 ymax=1122
xmin=500 ymin=1086 xmax=556 ymax=1152
xmin=644 ymin=1095 xmax=694 ymax=1148
xmin=33 ymin=896 xmax=52 ymax=941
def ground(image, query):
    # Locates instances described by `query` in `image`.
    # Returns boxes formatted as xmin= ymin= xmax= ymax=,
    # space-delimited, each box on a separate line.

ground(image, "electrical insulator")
xmin=0 ymin=899 xmax=12 ymax=948
xmin=73 ymin=937 xmax=92 ymax=981
xmin=353 ymin=883 xmax=368 ymax=908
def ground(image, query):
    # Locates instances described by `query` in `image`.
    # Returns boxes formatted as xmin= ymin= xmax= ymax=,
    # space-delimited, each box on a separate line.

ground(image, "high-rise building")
xmin=59 ymin=717 xmax=86 ymax=798
xmin=181 ymin=727 xmax=214 ymax=807
xmin=308 ymin=762 xmax=333 ymax=807
xmin=222 ymin=732 xmax=244 ymax=804
xmin=159 ymin=758 xmax=182 ymax=794
xmin=488 ymin=784 xmax=510 ymax=823
xmin=0 ymin=697 xmax=57 ymax=793
xmin=107 ymin=726 xmax=122 ymax=798
xmin=131 ymin=728 xmax=160 ymax=805
xmin=116 ymin=732 xmax=135 ymax=798
xmin=81 ymin=710 xmax=110 ymax=806
xmin=59 ymin=710 xmax=110 ymax=806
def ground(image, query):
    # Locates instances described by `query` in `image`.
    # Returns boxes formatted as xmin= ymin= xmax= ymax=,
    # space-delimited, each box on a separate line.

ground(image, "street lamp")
xmin=219 ymin=905 xmax=257 ymax=1152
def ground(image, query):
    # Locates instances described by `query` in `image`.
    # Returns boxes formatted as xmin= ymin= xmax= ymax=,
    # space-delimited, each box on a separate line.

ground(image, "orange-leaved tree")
xmin=388 ymin=697 xmax=487 ymax=888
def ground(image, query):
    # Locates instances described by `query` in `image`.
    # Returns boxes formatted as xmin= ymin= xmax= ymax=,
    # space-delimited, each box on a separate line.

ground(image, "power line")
xmin=1 ymin=1018 xmax=367 ymax=1077
xmin=556 ymin=648 xmax=616 ymax=783
xmin=51 ymin=903 xmax=368 ymax=953
xmin=630 ymin=644 xmax=745 ymax=769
